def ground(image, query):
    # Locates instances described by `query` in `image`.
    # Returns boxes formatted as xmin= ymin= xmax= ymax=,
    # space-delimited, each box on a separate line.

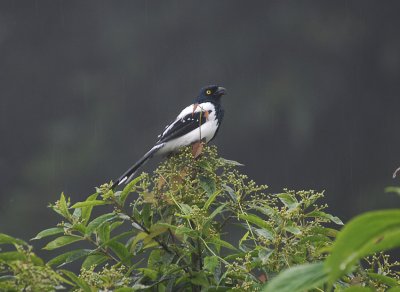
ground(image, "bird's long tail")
xmin=111 ymin=144 xmax=162 ymax=189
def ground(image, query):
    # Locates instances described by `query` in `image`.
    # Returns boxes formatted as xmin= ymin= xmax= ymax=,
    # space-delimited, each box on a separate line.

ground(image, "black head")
xmin=195 ymin=85 xmax=227 ymax=104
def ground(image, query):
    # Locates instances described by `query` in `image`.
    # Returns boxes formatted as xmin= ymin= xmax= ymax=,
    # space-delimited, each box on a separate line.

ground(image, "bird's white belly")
xmin=156 ymin=119 xmax=218 ymax=156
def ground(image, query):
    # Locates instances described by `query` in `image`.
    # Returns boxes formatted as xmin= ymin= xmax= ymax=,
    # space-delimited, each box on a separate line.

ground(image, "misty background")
xmin=1 ymin=1 xmax=400 ymax=251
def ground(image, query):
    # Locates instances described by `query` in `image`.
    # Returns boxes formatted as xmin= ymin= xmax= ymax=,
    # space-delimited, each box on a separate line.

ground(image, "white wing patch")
xmin=159 ymin=102 xmax=215 ymax=140
xmin=156 ymin=107 xmax=218 ymax=156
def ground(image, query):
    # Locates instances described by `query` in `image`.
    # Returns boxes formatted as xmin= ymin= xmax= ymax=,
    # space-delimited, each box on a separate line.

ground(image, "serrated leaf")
xmin=71 ymin=200 xmax=108 ymax=208
xmin=263 ymin=262 xmax=327 ymax=292
xmin=86 ymin=213 xmax=116 ymax=235
xmin=32 ymin=227 xmax=64 ymax=240
xmin=200 ymin=176 xmax=216 ymax=196
xmin=43 ymin=235 xmax=82 ymax=250
xmin=48 ymin=249 xmax=91 ymax=267
xmin=306 ymin=211 xmax=343 ymax=225
xmin=325 ymin=209 xmax=400 ymax=283
xmin=276 ymin=193 xmax=298 ymax=210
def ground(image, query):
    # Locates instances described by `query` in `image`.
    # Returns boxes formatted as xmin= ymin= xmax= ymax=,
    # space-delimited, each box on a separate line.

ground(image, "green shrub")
xmin=0 ymin=145 xmax=399 ymax=291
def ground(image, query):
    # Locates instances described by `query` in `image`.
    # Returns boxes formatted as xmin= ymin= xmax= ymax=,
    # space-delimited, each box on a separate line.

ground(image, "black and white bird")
xmin=111 ymin=85 xmax=226 ymax=189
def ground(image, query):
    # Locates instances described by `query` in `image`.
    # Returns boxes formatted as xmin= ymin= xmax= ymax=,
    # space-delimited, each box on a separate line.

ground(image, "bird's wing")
xmin=157 ymin=104 xmax=213 ymax=143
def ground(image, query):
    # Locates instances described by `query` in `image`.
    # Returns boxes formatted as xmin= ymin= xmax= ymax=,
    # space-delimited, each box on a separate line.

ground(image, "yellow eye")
xmin=206 ymin=90 xmax=212 ymax=95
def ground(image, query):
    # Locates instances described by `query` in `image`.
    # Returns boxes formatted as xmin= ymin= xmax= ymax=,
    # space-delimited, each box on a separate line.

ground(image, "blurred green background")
xmin=1 ymin=1 xmax=400 ymax=246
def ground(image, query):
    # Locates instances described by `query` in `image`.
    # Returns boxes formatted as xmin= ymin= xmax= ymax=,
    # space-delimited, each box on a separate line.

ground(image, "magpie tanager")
xmin=111 ymin=85 xmax=226 ymax=189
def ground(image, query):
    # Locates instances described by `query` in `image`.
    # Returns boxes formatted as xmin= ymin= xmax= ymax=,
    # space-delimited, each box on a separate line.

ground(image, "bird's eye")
xmin=206 ymin=90 xmax=212 ymax=95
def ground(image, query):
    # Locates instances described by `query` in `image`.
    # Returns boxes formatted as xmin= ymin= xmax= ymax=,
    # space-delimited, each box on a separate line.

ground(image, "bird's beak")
xmin=215 ymin=87 xmax=227 ymax=96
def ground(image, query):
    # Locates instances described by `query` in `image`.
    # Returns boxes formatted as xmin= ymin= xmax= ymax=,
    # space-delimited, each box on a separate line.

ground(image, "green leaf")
xmin=130 ymin=232 xmax=148 ymax=252
xmin=31 ymin=227 xmax=64 ymax=240
xmin=48 ymin=249 xmax=91 ymax=267
xmin=200 ymin=176 xmax=216 ymax=196
xmin=207 ymin=203 xmax=227 ymax=222
xmin=175 ymin=226 xmax=198 ymax=237
xmin=81 ymin=253 xmax=108 ymax=269
xmin=61 ymin=270 xmax=91 ymax=292
xmin=385 ymin=186 xmax=400 ymax=196
xmin=276 ymin=193 xmax=298 ymax=210
xmin=204 ymin=190 xmax=222 ymax=210
xmin=190 ymin=271 xmax=209 ymax=287
xmin=258 ymin=248 xmax=273 ymax=265
xmin=284 ymin=225 xmax=301 ymax=235
xmin=238 ymin=213 xmax=272 ymax=230
xmin=239 ymin=231 xmax=250 ymax=247
xmin=204 ymin=256 xmax=219 ymax=273
xmin=98 ymin=222 xmax=111 ymax=243
xmin=341 ymin=288 xmax=373 ymax=292
xmin=263 ymin=262 xmax=327 ymax=292
xmin=71 ymin=200 xmax=108 ymax=208
xmin=108 ymin=241 xmax=130 ymax=263
xmin=0 ymin=251 xmax=26 ymax=262
xmin=81 ymin=192 xmax=99 ymax=224
xmin=57 ymin=192 xmax=70 ymax=218
xmin=43 ymin=235 xmax=82 ymax=250
xmin=224 ymin=185 xmax=237 ymax=203
xmin=179 ymin=203 xmax=193 ymax=215
xmin=115 ymin=288 xmax=135 ymax=292
xmin=86 ymin=213 xmax=116 ymax=235
xmin=138 ymin=267 xmax=158 ymax=280
xmin=120 ymin=175 xmax=143 ymax=205
xmin=367 ymin=272 xmax=399 ymax=287
xmin=325 ymin=209 xmax=400 ymax=283
xmin=0 ymin=233 xmax=26 ymax=246
xmin=306 ymin=211 xmax=343 ymax=225
xmin=219 ymin=158 xmax=244 ymax=166
xmin=208 ymin=237 xmax=237 ymax=251
xmin=254 ymin=228 xmax=274 ymax=240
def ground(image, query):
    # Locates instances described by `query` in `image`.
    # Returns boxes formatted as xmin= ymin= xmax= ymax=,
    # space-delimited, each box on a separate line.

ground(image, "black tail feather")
xmin=111 ymin=145 xmax=161 ymax=189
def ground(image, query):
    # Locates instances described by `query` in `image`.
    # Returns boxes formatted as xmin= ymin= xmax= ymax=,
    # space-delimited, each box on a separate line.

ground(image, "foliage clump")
xmin=0 ymin=145 xmax=399 ymax=291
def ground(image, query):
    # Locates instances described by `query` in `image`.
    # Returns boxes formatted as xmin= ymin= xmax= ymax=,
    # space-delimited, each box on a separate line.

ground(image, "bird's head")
xmin=195 ymin=85 xmax=227 ymax=104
